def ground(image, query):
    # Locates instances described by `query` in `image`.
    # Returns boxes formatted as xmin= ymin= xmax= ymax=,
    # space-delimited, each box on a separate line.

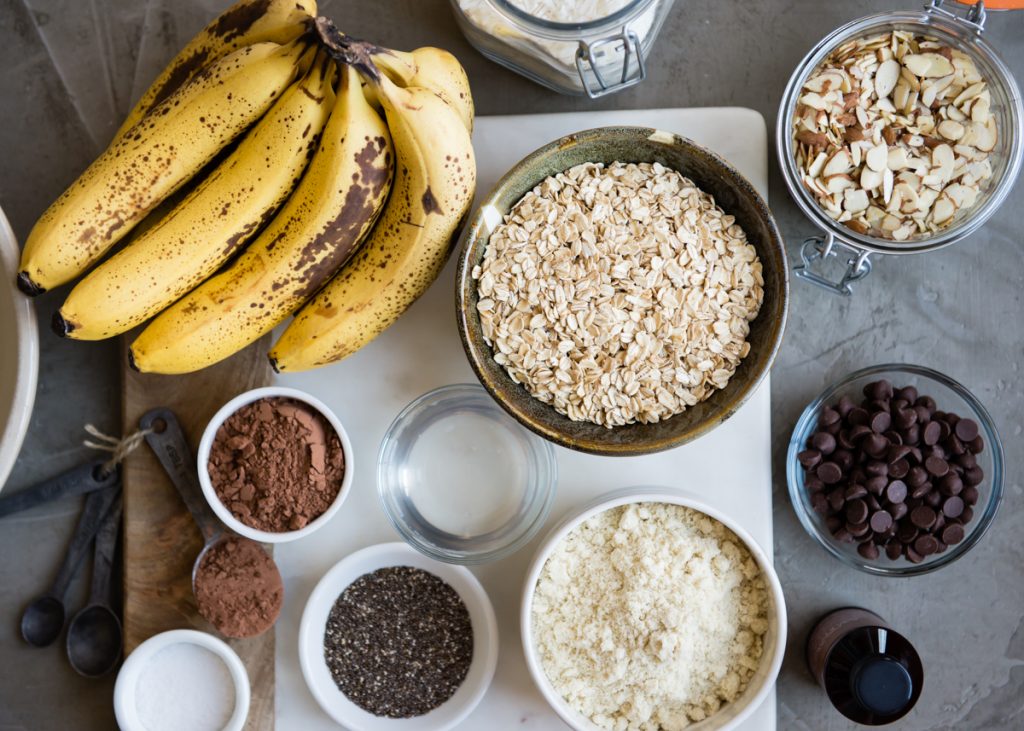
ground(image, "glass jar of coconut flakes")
xmin=451 ymin=0 xmax=676 ymax=97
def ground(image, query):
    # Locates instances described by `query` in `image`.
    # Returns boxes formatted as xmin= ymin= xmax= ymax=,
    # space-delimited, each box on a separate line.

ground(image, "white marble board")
xmin=273 ymin=107 xmax=775 ymax=731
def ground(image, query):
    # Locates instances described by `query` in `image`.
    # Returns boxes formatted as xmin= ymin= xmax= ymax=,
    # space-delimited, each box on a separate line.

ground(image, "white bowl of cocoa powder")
xmin=198 ymin=386 xmax=354 ymax=543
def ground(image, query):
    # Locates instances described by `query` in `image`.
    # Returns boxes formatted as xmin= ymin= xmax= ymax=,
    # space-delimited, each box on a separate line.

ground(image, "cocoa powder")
xmin=193 ymin=537 xmax=283 ymax=638
xmin=208 ymin=397 xmax=345 ymax=532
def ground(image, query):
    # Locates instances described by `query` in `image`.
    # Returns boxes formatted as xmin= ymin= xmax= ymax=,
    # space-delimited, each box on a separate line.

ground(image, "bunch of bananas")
xmin=18 ymin=0 xmax=476 ymax=374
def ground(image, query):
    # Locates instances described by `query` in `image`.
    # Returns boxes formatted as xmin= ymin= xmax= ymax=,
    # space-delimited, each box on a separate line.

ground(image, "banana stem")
xmin=313 ymin=16 xmax=379 ymax=82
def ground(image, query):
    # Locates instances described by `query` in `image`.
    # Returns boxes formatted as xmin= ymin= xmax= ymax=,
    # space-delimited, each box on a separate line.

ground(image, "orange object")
xmin=957 ymin=0 xmax=1024 ymax=9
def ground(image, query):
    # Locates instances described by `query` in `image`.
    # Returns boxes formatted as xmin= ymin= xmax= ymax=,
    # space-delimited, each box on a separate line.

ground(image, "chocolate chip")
xmin=848 ymin=407 xmax=870 ymax=426
xmin=848 ymin=520 xmax=871 ymax=538
xmin=953 ymin=418 xmax=978 ymax=442
xmin=924 ymin=490 xmax=942 ymax=508
xmin=897 ymin=386 xmax=918 ymax=402
xmin=901 ymin=424 xmax=921 ymax=446
xmin=885 ymin=480 xmax=907 ymax=504
xmin=870 ymin=412 xmax=892 ymax=433
xmin=960 ymin=506 xmax=974 ymax=523
xmin=910 ymin=506 xmax=936 ymax=530
xmin=883 ymin=430 xmax=903 ymax=446
xmin=914 ymin=405 xmax=932 ymax=425
xmin=810 ymin=431 xmax=836 ymax=454
xmin=885 ymin=542 xmax=903 ymax=560
xmin=937 ymin=473 xmax=963 ymax=496
xmin=942 ymin=496 xmax=964 ymax=519
xmin=828 ymin=490 xmax=846 ymax=512
xmin=845 ymin=484 xmax=868 ymax=501
xmin=866 ymin=494 xmax=882 ymax=511
xmin=833 ymin=449 xmax=855 ymax=472
xmin=834 ymin=528 xmax=855 ymax=543
xmin=888 ymin=459 xmax=910 ymax=479
xmin=968 ymin=435 xmax=984 ymax=453
xmin=962 ymin=485 xmax=979 ymax=506
xmin=955 ymin=452 xmax=976 ymax=470
xmin=798 ymin=449 xmax=822 ymax=469
xmin=866 ymin=475 xmax=888 ymax=494
xmin=811 ymin=493 xmax=828 ymax=514
xmin=941 ymin=523 xmax=965 ymax=545
xmin=914 ymin=534 xmax=939 ymax=556
xmin=964 ymin=465 xmax=984 ymax=486
xmin=869 ymin=510 xmax=893 ymax=533
xmin=866 ymin=460 xmax=889 ymax=477
xmin=817 ymin=462 xmax=843 ymax=484
xmin=826 ymin=515 xmax=842 ymax=532
xmin=857 ymin=542 xmax=880 ymax=560
xmin=866 ymin=379 xmax=893 ymax=401
xmin=863 ymin=433 xmax=888 ymax=458
xmin=905 ymin=545 xmax=924 ymax=563
xmin=837 ymin=395 xmax=856 ymax=417
xmin=922 ymin=421 xmax=942 ymax=445
xmin=819 ymin=407 xmax=841 ymax=426
xmin=915 ymin=395 xmax=936 ymax=412
xmin=946 ymin=435 xmax=965 ymax=456
xmin=887 ymin=502 xmax=908 ymax=520
xmin=925 ymin=456 xmax=949 ymax=478
xmin=893 ymin=408 xmax=917 ymax=430
xmin=887 ymin=444 xmax=912 ymax=464
xmin=938 ymin=421 xmax=952 ymax=441
xmin=910 ymin=481 xmax=931 ymax=499
xmin=846 ymin=500 xmax=869 ymax=525
xmin=907 ymin=466 xmax=929 ymax=487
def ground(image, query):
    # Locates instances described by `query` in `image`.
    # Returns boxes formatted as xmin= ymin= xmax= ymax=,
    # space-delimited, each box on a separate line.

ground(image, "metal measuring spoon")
xmin=140 ymin=408 xmax=282 ymax=637
xmin=66 ymin=494 xmax=123 ymax=677
xmin=0 ymin=460 xmax=118 ymax=519
xmin=21 ymin=484 xmax=121 ymax=647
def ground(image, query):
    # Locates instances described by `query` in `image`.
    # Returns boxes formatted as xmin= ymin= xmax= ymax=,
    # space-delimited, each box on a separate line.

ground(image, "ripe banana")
xmin=130 ymin=61 xmax=394 ymax=375
xmin=18 ymin=39 xmax=309 ymax=295
xmin=56 ymin=56 xmax=335 ymax=340
xmin=114 ymin=0 xmax=317 ymax=140
xmin=269 ymin=67 xmax=476 ymax=372
xmin=373 ymin=45 xmax=474 ymax=132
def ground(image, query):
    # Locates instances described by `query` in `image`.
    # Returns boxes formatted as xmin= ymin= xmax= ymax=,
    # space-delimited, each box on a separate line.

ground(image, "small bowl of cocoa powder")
xmin=198 ymin=387 xmax=354 ymax=543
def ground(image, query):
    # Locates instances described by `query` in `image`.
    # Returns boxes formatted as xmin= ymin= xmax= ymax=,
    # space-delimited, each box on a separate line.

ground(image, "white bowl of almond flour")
xmin=522 ymin=488 xmax=786 ymax=731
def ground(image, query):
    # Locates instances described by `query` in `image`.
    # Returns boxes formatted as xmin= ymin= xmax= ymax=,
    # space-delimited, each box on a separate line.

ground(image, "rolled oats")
xmin=472 ymin=161 xmax=764 ymax=429
xmin=792 ymin=31 xmax=998 ymax=241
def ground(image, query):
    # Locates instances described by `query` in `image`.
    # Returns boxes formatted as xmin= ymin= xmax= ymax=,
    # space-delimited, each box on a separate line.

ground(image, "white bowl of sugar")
xmin=114 ymin=629 xmax=250 ymax=731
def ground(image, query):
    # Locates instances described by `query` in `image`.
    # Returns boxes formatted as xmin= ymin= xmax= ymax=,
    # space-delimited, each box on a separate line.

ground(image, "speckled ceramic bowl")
xmin=456 ymin=126 xmax=788 ymax=456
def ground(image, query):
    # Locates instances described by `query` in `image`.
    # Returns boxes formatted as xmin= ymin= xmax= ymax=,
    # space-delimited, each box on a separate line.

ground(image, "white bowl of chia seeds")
xmin=298 ymin=542 xmax=499 ymax=730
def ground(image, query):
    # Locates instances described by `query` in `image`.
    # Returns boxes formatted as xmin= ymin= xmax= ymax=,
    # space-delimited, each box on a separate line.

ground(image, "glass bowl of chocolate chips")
xmin=787 ymin=364 xmax=1003 ymax=576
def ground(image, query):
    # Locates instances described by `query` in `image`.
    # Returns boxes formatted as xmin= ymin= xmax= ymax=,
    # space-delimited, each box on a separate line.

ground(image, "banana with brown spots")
xmin=269 ymin=60 xmax=476 ymax=372
xmin=114 ymin=0 xmax=317 ymax=141
xmin=371 ymin=45 xmax=474 ymax=133
xmin=129 ymin=62 xmax=393 ymax=374
xmin=18 ymin=38 xmax=311 ymax=295
xmin=56 ymin=54 xmax=335 ymax=340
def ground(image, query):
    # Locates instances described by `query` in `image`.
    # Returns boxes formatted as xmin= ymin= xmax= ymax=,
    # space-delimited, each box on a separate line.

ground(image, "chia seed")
xmin=323 ymin=566 xmax=474 ymax=717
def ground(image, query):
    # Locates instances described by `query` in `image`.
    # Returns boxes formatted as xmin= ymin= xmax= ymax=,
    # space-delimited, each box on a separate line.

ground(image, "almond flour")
xmin=531 ymin=502 xmax=770 ymax=730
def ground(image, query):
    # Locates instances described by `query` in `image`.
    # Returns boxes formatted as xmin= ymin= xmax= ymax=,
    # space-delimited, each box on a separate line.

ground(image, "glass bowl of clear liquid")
xmin=378 ymin=384 xmax=557 ymax=564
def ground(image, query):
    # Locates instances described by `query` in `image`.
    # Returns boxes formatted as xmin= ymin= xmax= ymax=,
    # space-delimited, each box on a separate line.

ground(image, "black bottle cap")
xmin=851 ymin=656 xmax=914 ymax=716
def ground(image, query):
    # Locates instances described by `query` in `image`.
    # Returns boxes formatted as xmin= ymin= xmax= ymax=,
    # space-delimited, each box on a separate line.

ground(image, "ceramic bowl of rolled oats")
xmin=777 ymin=4 xmax=1023 ymax=293
xmin=456 ymin=126 xmax=787 ymax=456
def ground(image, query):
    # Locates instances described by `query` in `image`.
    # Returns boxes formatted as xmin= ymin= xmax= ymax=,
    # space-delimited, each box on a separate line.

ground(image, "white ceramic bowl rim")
xmin=520 ymin=486 xmax=788 ymax=731
xmin=298 ymin=542 xmax=499 ymax=731
xmin=196 ymin=386 xmax=355 ymax=543
xmin=113 ymin=628 xmax=250 ymax=731
xmin=0 ymin=207 xmax=38 ymax=492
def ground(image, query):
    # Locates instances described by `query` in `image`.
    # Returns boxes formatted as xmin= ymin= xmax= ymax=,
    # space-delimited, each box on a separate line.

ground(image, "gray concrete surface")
xmin=0 ymin=0 xmax=1021 ymax=729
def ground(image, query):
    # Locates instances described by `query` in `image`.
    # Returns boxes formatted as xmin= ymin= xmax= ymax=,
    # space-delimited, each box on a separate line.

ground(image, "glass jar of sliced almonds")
xmin=776 ymin=0 xmax=1023 ymax=295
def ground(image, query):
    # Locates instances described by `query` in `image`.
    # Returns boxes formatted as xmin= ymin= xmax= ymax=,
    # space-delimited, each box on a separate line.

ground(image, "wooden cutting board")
xmin=121 ymin=336 xmax=274 ymax=731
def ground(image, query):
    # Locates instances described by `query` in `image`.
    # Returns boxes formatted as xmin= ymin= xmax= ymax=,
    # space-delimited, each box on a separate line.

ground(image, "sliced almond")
xmin=860 ymin=167 xmax=884 ymax=190
xmin=971 ymin=118 xmax=997 ymax=153
xmin=953 ymin=81 xmax=985 ymax=108
xmin=887 ymin=147 xmax=909 ymax=170
xmin=844 ymin=188 xmax=870 ymax=213
xmin=931 ymin=196 xmax=955 ymax=224
xmin=931 ymin=143 xmax=955 ymax=182
xmin=971 ymin=94 xmax=991 ymax=123
xmin=799 ymin=92 xmax=829 ymax=111
xmin=865 ymin=143 xmax=889 ymax=172
xmin=804 ymin=70 xmax=846 ymax=93
xmin=826 ymin=174 xmax=856 ymax=193
xmin=937 ymin=119 xmax=965 ymax=141
xmin=882 ymin=167 xmax=894 ymax=203
xmin=807 ymin=151 xmax=828 ymax=178
xmin=903 ymin=53 xmax=955 ymax=78
xmin=822 ymin=149 xmax=853 ymax=177
xmin=874 ymin=59 xmax=901 ymax=98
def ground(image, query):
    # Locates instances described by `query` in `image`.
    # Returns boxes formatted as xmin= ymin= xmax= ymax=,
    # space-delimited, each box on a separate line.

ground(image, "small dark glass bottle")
xmin=806 ymin=607 xmax=923 ymax=726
